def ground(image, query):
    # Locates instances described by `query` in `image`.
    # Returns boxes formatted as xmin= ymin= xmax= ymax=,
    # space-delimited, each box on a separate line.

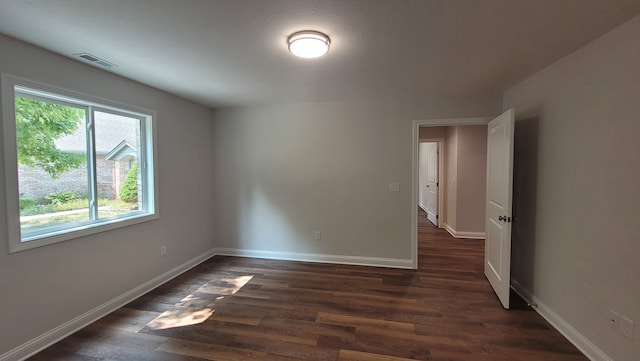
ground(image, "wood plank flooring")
xmin=29 ymin=210 xmax=587 ymax=360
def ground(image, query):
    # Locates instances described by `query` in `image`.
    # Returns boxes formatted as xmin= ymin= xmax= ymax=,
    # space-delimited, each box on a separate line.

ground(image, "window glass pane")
xmin=93 ymin=110 xmax=143 ymax=219
xmin=15 ymin=95 xmax=89 ymax=236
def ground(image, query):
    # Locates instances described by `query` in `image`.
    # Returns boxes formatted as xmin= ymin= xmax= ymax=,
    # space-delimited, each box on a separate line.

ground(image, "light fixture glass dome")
xmin=288 ymin=31 xmax=330 ymax=58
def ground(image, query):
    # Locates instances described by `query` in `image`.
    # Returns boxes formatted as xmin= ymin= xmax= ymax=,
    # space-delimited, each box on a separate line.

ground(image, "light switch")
xmin=389 ymin=182 xmax=400 ymax=192
xmin=620 ymin=316 xmax=635 ymax=340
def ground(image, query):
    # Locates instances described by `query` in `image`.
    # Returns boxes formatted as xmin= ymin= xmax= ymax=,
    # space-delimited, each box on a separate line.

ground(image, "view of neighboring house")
xmin=18 ymin=112 xmax=139 ymax=201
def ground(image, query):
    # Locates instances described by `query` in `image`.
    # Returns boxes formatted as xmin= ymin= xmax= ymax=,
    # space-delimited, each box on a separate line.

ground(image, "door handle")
xmin=498 ymin=216 xmax=512 ymax=223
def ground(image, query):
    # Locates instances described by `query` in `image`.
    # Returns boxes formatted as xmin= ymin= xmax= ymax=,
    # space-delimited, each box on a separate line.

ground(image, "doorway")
xmin=412 ymin=111 xmax=515 ymax=309
xmin=418 ymin=141 xmax=443 ymax=227
xmin=410 ymin=117 xmax=490 ymax=269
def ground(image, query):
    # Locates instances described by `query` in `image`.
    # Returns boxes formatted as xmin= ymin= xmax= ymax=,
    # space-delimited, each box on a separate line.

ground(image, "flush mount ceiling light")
xmin=288 ymin=30 xmax=331 ymax=58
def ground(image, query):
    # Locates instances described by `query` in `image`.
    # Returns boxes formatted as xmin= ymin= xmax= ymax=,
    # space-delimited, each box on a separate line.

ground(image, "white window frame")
xmin=2 ymin=74 xmax=159 ymax=253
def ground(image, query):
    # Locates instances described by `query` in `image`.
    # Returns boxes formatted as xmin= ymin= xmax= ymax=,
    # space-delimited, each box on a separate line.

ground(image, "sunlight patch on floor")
xmin=146 ymin=274 xmax=254 ymax=330
xmin=146 ymin=307 xmax=215 ymax=330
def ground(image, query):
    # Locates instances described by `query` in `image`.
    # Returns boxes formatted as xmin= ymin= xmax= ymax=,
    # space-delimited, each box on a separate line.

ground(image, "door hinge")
xmin=436 ymin=182 xmax=439 ymax=187
xmin=436 ymin=215 xmax=439 ymax=219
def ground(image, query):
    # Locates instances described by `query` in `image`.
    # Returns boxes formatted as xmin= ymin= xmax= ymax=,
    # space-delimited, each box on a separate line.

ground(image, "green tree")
xmin=120 ymin=162 xmax=138 ymax=203
xmin=15 ymin=97 xmax=85 ymax=178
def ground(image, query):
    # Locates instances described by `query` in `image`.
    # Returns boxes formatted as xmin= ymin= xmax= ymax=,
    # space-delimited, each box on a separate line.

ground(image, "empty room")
xmin=0 ymin=1 xmax=639 ymax=361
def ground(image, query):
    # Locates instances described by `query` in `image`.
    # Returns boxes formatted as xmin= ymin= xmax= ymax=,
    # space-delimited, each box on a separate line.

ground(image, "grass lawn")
xmin=20 ymin=199 xmax=137 ymax=231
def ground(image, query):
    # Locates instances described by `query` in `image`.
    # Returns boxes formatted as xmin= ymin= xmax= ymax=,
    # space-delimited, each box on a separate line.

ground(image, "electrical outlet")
xmin=160 ymin=246 xmax=167 ymax=256
xmin=620 ymin=316 xmax=635 ymax=340
xmin=609 ymin=311 xmax=620 ymax=330
xmin=314 ymin=231 xmax=321 ymax=240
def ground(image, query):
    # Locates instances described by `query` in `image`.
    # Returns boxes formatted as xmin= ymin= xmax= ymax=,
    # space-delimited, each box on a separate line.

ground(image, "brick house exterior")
xmin=18 ymin=157 xmax=133 ymax=201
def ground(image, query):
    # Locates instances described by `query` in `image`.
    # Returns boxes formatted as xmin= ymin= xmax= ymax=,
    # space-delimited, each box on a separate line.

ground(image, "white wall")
xmin=455 ymin=125 xmax=487 ymax=233
xmin=0 ymin=34 xmax=215 ymax=357
xmin=211 ymin=97 xmax=499 ymax=266
xmin=444 ymin=127 xmax=458 ymax=230
xmin=504 ymin=14 xmax=640 ymax=361
xmin=441 ymin=126 xmax=487 ymax=237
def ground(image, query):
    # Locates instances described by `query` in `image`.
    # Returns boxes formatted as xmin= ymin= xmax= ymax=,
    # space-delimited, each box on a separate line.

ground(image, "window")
xmin=2 ymin=75 xmax=157 ymax=252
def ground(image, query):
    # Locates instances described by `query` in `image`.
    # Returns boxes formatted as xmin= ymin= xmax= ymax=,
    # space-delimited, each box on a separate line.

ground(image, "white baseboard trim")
xmin=442 ymin=223 xmax=485 ymax=239
xmin=511 ymin=279 xmax=613 ymax=361
xmin=418 ymin=202 xmax=427 ymax=213
xmin=214 ymin=248 xmax=414 ymax=269
xmin=1 ymin=248 xmax=217 ymax=361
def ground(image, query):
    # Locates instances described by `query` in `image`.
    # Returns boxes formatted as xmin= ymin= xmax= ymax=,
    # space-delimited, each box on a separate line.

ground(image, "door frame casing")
xmin=411 ymin=117 xmax=492 ymax=269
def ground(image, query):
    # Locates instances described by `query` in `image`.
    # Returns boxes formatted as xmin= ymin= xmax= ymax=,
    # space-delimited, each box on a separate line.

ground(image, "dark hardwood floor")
xmin=29 ymin=210 xmax=587 ymax=360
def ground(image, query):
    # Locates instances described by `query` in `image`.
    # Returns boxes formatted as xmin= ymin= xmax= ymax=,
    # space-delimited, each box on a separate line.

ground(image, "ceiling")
xmin=1 ymin=0 xmax=639 ymax=108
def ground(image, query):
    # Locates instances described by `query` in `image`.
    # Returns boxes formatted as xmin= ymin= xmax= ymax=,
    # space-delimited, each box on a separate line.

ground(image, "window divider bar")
xmin=87 ymin=107 xmax=99 ymax=220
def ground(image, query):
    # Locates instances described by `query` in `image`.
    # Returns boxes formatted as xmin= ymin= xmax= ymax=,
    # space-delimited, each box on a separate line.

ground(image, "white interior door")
xmin=418 ymin=143 xmax=429 ymax=212
xmin=425 ymin=142 xmax=439 ymax=226
xmin=485 ymin=109 xmax=514 ymax=309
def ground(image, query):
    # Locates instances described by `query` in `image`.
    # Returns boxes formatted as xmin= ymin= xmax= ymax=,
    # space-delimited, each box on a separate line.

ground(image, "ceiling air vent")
xmin=73 ymin=52 xmax=118 ymax=69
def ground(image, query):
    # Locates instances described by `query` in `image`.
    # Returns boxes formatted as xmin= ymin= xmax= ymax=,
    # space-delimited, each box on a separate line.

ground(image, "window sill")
xmin=9 ymin=212 xmax=159 ymax=253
